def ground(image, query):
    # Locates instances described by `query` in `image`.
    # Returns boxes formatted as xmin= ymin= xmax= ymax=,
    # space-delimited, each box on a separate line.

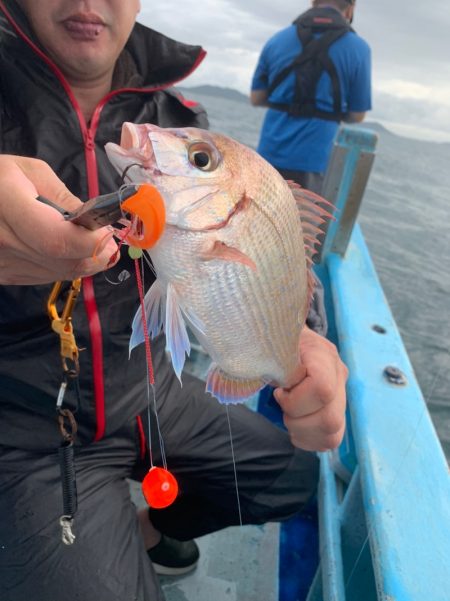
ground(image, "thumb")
xmin=16 ymin=156 xmax=83 ymax=212
xmin=281 ymin=363 xmax=307 ymax=391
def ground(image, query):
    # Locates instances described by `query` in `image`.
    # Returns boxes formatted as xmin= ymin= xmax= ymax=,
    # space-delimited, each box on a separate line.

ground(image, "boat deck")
xmin=160 ymin=522 xmax=280 ymax=601
xmin=131 ymin=478 xmax=280 ymax=600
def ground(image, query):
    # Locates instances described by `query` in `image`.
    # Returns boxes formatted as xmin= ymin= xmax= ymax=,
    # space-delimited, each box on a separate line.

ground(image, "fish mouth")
xmin=106 ymin=123 xmax=243 ymax=232
xmin=122 ymin=123 xmax=164 ymax=180
xmin=105 ymin=123 xmax=162 ymax=184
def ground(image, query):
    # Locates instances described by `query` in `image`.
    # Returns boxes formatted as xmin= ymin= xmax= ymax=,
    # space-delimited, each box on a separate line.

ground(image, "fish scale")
xmin=160 ymin=203 xmax=302 ymax=383
xmin=106 ymin=123 xmax=329 ymax=404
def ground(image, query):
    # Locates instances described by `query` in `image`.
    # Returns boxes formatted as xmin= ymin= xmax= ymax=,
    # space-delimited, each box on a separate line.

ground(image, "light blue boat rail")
xmin=309 ymin=127 xmax=450 ymax=601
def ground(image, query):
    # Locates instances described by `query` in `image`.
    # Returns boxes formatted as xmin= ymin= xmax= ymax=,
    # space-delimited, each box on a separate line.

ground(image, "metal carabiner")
xmin=47 ymin=279 xmax=82 ymax=375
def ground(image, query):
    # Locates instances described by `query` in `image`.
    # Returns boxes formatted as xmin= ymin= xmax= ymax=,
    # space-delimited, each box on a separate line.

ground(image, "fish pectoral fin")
xmin=206 ymin=363 xmax=265 ymax=404
xmin=165 ymin=282 xmax=190 ymax=383
xmin=201 ymin=241 xmax=257 ymax=271
xmin=130 ymin=278 xmax=165 ymax=356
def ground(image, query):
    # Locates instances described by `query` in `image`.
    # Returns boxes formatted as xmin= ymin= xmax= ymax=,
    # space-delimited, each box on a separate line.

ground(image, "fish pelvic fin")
xmin=165 ymin=282 xmax=191 ymax=383
xmin=206 ymin=363 xmax=266 ymax=404
xmin=129 ymin=278 xmax=205 ymax=383
xmin=129 ymin=279 xmax=165 ymax=356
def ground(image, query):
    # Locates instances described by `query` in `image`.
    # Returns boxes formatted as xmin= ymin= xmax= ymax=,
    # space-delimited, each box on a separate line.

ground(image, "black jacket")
xmin=0 ymin=0 xmax=208 ymax=447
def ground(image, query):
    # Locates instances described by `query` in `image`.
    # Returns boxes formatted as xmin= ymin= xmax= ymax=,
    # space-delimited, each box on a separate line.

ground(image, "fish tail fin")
xmin=206 ymin=363 xmax=266 ymax=404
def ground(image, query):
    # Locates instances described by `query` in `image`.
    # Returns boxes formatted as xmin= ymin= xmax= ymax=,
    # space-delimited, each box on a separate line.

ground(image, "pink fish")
xmin=105 ymin=124 xmax=330 ymax=403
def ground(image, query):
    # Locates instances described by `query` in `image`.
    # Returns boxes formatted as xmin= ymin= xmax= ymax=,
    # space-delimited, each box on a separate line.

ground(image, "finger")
xmin=281 ymin=363 xmax=307 ymax=389
xmin=5 ymin=194 xmax=117 ymax=260
xmin=0 ymin=233 xmax=119 ymax=284
xmin=71 ymin=248 xmax=121 ymax=278
xmin=275 ymin=379 xmax=327 ymax=418
xmin=274 ymin=361 xmax=338 ymax=419
xmin=0 ymin=253 xmax=114 ymax=285
xmin=1 ymin=157 xmax=116 ymax=260
xmin=283 ymin=364 xmax=348 ymax=451
xmin=283 ymin=380 xmax=346 ymax=437
xmin=14 ymin=156 xmax=83 ymax=212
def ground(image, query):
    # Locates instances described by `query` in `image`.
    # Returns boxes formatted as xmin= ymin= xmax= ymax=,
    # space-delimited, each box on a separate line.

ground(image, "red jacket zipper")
xmin=0 ymin=0 xmax=206 ymax=441
xmin=0 ymin=2 xmax=108 ymax=440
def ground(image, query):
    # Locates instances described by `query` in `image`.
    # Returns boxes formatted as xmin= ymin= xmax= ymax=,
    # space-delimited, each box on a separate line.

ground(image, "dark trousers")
xmin=0 ymin=335 xmax=319 ymax=601
xmin=276 ymin=167 xmax=325 ymax=196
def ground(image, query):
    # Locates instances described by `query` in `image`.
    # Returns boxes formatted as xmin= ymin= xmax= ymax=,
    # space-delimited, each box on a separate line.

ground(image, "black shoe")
xmin=147 ymin=534 xmax=200 ymax=576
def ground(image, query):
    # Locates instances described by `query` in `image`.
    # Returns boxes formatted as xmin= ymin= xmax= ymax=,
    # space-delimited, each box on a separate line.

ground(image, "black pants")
xmin=276 ymin=167 xmax=324 ymax=196
xmin=0 ymin=336 xmax=319 ymax=601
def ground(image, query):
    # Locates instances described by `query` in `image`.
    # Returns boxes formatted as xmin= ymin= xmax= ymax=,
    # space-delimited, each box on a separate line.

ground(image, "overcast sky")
xmin=139 ymin=0 xmax=450 ymax=142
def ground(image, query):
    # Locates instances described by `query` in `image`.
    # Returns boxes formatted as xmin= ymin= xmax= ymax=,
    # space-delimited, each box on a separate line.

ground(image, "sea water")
xmin=182 ymin=89 xmax=450 ymax=460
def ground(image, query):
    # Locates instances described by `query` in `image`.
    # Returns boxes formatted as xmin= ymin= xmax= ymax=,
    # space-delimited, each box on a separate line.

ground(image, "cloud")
xmin=371 ymin=91 xmax=450 ymax=142
xmin=376 ymin=79 xmax=450 ymax=106
xmin=138 ymin=0 xmax=450 ymax=140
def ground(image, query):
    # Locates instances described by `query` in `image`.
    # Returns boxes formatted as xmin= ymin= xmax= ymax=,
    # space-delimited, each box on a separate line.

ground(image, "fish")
xmin=105 ymin=123 xmax=331 ymax=404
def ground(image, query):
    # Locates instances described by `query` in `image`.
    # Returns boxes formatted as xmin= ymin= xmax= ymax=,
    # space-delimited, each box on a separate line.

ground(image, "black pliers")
xmin=37 ymin=185 xmax=138 ymax=230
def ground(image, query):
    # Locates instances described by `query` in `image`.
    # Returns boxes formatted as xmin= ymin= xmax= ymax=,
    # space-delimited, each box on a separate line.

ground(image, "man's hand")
xmin=274 ymin=327 xmax=348 ymax=452
xmin=0 ymin=155 xmax=119 ymax=285
xmin=250 ymin=89 xmax=269 ymax=107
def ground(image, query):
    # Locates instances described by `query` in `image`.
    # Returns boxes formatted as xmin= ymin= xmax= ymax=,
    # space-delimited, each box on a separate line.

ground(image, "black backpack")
xmin=267 ymin=7 xmax=353 ymax=121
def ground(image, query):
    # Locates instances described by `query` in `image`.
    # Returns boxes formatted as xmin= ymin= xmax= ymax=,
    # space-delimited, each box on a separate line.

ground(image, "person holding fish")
xmin=0 ymin=1 xmax=348 ymax=600
xmin=250 ymin=0 xmax=372 ymax=194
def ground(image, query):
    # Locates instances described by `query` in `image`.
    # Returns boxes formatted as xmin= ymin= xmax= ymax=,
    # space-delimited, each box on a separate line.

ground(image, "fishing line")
xmin=345 ymin=361 xmax=446 ymax=591
xmin=139 ymin=254 xmax=155 ymax=470
xmin=140 ymin=255 xmax=167 ymax=470
xmin=134 ymin=257 xmax=176 ymax=508
xmin=142 ymin=250 xmax=157 ymax=278
xmin=135 ymin=256 xmax=168 ymax=469
xmin=146 ymin=388 xmax=154 ymax=468
xmin=226 ymin=405 xmax=243 ymax=527
xmin=135 ymin=256 xmax=155 ymax=464
xmin=103 ymin=270 xmax=131 ymax=286
xmin=141 ymin=254 xmax=145 ymax=301
xmin=151 ymin=382 xmax=167 ymax=470
xmin=119 ymin=164 xmax=144 ymax=186
xmin=134 ymin=258 xmax=155 ymax=384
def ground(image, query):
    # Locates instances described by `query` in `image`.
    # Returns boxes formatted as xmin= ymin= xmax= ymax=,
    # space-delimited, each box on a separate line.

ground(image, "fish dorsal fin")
xmin=130 ymin=279 xmax=165 ymax=355
xmin=165 ymin=282 xmax=191 ymax=382
xmin=287 ymin=180 xmax=334 ymax=300
xmin=206 ymin=363 xmax=266 ymax=404
xmin=287 ymin=181 xmax=334 ymax=260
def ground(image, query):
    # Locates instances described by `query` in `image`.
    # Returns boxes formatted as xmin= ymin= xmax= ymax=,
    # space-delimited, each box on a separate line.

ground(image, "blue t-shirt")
xmin=251 ymin=18 xmax=371 ymax=173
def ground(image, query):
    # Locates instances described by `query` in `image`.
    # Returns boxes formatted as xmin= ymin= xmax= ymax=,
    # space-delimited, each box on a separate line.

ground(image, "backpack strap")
xmin=267 ymin=7 xmax=353 ymax=121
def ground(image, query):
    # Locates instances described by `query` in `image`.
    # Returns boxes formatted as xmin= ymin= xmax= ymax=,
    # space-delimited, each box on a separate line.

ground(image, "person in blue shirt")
xmin=250 ymin=0 xmax=371 ymax=193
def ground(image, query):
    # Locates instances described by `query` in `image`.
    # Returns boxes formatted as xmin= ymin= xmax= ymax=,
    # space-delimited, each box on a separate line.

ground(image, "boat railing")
xmin=310 ymin=125 xmax=450 ymax=601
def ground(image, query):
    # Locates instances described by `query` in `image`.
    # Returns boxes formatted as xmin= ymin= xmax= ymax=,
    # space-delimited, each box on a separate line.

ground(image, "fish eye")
xmin=188 ymin=142 xmax=220 ymax=172
xmin=192 ymin=151 xmax=210 ymax=169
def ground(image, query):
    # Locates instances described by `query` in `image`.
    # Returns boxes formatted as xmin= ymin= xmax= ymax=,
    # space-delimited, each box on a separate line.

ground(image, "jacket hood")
xmin=0 ymin=0 xmax=206 ymax=90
